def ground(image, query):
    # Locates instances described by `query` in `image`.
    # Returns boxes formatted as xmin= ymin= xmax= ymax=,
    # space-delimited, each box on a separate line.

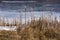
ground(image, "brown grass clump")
xmin=17 ymin=18 xmax=60 ymax=40
xmin=0 ymin=17 xmax=60 ymax=40
xmin=0 ymin=30 xmax=20 ymax=40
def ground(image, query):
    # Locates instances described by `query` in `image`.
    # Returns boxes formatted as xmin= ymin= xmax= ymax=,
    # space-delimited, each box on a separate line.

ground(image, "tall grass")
xmin=0 ymin=15 xmax=60 ymax=40
xmin=17 ymin=16 xmax=60 ymax=40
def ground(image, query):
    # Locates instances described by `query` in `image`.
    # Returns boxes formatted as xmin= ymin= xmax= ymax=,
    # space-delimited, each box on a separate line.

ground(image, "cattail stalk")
xmin=24 ymin=6 xmax=26 ymax=25
xmin=30 ymin=7 xmax=35 ymax=23
xmin=19 ymin=11 xmax=22 ymax=27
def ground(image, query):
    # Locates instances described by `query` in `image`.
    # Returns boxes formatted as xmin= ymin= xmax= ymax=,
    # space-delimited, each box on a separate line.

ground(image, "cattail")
xmin=41 ymin=12 xmax=44 ymax=20
xmin=55 ymin=16 xmax=57 ymax=22
xmin=27 ymin=19 xmax=30 ymax=25
xmin=50 ymin=8 xmax=54 ymax=21
xmin=59 ymin=16 xmax=60 ymax=23
xmin=54 ymin=16 xmax=58 ymax=29
xmin=0 ymin=16 xmax=2 ymax=26
xmin=5 ymin=17 xmax=6 ymax=26
xmin=30 ymin=7 xmax=36 ymax=26
xmin=24 ymin=6 xmax=26 ymax=25
xmin=7 ymin=18 xmax=9 ymax=26
xmin=30 ymin=7 xmax=34 ymax=20
xmin=3 ymin=17 xmax=5 ymax=26
xmin=13 ymin=18 xmax=16 ymax=26
xmin=18 ymin=9 xmax=22 ymax=27
xmin=6 ymin=18 xmax=8 ymax=26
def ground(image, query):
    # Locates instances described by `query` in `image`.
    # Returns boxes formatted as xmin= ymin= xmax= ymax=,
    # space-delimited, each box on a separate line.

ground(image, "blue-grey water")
xmin=0 ymin=3 xmax=60 ymax=18
xmin=0 ymin=3 xmax=60 ymax=21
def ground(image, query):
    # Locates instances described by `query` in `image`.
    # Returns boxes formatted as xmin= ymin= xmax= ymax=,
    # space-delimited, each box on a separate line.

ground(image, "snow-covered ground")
xmin=0 ymin=26 xmax=16 ymax=31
